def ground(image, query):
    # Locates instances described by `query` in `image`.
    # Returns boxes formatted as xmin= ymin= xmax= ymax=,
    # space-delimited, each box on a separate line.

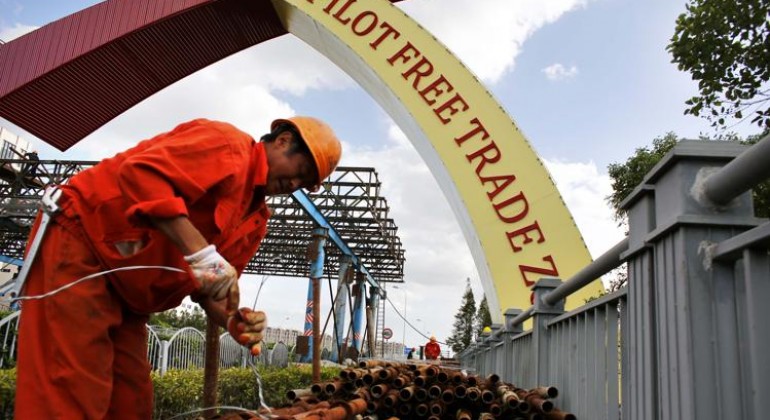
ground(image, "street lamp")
xmin=252 ymin=256 xmax=283 ymax=309
xmin=393 ymin=284 xmax=407 ymax=354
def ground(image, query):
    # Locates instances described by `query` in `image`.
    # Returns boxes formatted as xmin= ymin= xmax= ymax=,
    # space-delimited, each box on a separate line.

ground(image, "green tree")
xmin=608 ymin=132 xmax=770 ymax=222
xmin=149 ymin=305 xmax=208 ymax=331
xmin=474 ymin=296 xmax=492 ymax=339
xmin=446 ymin=278 xmax=476 ymax=353
xmin=607 ymin=132 xmax=680 ymax=222
xmin=668 ymin=0 xmax=770 ymax=129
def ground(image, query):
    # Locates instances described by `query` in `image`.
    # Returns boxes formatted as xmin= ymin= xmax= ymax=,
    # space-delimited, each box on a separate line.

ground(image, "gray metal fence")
xmin=459 ymin=137 xmax=770 ymax=420
xmin=0 ymin=310 xmax=18 ymax=368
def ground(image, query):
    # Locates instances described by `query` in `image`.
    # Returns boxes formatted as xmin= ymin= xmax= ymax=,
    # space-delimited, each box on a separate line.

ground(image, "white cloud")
xmin=62 ymin=36 xmax=353 ymax=160
xmin=0 ymin=23 xmax=37 ymax=41
xmin=542 ymin=158 xmax=625 ymax=260
xmin=542 ymin=63 xmax=579 ymax=81
xmin=398 ymin=0 xmax=590 ymax=83
xmin=2 ymin=0 xmax=618 ymax=352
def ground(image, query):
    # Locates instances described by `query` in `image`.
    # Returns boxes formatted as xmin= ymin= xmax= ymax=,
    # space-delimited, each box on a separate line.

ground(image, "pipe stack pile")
xmin=262 ymin=361 xmax=577 ymax=420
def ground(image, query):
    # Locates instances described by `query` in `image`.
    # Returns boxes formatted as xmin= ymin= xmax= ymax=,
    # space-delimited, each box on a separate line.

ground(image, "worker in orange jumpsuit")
xmin=425 ymin=336 xmax=441 ymax=360
xmin=14 ymin=117 xmax=342 ymax=419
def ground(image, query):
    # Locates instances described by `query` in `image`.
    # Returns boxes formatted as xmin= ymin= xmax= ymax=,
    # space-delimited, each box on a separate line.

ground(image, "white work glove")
xmin=184 ymin=245 xmax=238 ymax=301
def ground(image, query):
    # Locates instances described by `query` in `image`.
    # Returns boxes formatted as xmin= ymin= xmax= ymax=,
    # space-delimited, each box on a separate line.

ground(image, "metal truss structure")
xmin=0 ymin=159 xmax=405 ymax=282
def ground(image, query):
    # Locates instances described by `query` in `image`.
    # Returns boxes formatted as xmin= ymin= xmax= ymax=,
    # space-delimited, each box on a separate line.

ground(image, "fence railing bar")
xmin=509 ymin=307 xmax=535 ymax=328
xmin=704 ymin=133 xmax=770 ymax=205
xmin=548 ymin=288 xmax=628 ymax=327
xmin=712 ymin=220 xmax=770 ymax=261
xmin=543 ymin=237 xmax=630 ymax=306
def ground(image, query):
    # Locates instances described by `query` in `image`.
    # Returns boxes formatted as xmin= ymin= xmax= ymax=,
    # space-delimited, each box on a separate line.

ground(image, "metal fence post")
xmin=625 ymin=141 xmax=760 ymax=420
xmin=160 ymin=340 xmax=169 ymax=376
xmin=474 ymin=335 xmax=485 ymax=375
xmin=620 ymin=182 xmax=658 ymax=420
xmin=502 ymin=308 xmax=524 ymax=383
xmin=532 ymin=278 xmax=564 ymax=387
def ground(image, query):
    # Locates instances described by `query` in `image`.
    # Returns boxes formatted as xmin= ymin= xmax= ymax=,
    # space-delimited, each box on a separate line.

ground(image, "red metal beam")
xmin=0 ymin=0 xmax=287 ymax=151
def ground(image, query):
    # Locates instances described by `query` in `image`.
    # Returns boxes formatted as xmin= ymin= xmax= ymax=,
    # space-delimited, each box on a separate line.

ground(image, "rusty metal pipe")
xmin=414 ymin=374 xmax=428 ymax=387
xmin=428 ymin=385 xmax=443 ymax=398
xmin=456 ymin=408 xmax=472 ymax=420
xmin=398 ymin=385 xmax=416 ymax=401
xmin=526 ymin=393 xmax=553 ymax=413
xmin=454 ymin=384 xmax=467 ymax=399
xmin=366 ymin=400 xmax=380 ymax=413
xmin=382 ymin=390 xmax=400 ymax=407
xmin=451 ymin=372 xmax=465 ymax=385
xmin=481 ymin=389 xmax=496 ymax=404
xmin=370 ymin=384 xmax=390 ymax=398
xmin=542 ymin=409 xmax=576 ymax=420
xmin=202 ymin=319 xmax=220 ymax=418
xmin=429 ymin=401 xmax=445 ymax=416
xmin=377 ymin=367 xmax=399 ymax=381
xmin=325 ymin=380 xmax=343 ymax=395
xmin=531 ymin=386 xmax=559 ymax=399
xmin=440 ymin=387 xmax=455 ymax=404
xmin=287 ymin=388 xmax=313 ymax=401
xmin=397 ymin=403 xmax=412 ymax=416
xmin=415 ymin=403 xmax=430 ymax=417
xmin=466 ymin=386 xmax=481 ymax=402
xmin=414 ymin=387 xmax=429 ymax=402
xmin=437 ymin=370 xmax=449 ymax=383
xmin=501 ymin=390 xmax=521 ymax=410
xmin=393 ymin=373 xmax=413 ymax=388
xmin=489 ymin=403 xmax=503 ymax=416
xmin=310 ymin=383 xmax=324 ymax=396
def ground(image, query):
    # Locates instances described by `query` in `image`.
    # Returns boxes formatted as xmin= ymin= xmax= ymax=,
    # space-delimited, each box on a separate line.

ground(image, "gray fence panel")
xmin=166 ymin=327 xmax=206 ymax=370
xmin=218 ymin=333 xmax=244 ymax=368
xmin=0 ymin=311 xmax=19 ymax=369
xmin=146 ymin=326 xmax=162 ymax=371
xmin=271 ymin=342 xmax=289 ymax=367
xmin=510 ymin=331 xmax=533 ymax=387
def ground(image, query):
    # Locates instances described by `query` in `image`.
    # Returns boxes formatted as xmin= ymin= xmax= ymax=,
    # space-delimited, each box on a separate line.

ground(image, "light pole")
xmin=393 ymin=285 xmax=407 ymax=355
xmin=252 ymin=257 xmax=282 ymax=309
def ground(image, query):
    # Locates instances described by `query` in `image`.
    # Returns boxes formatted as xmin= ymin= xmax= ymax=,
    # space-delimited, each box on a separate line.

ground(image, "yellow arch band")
xmin=272 ymin=0 xmax=602 ymax=321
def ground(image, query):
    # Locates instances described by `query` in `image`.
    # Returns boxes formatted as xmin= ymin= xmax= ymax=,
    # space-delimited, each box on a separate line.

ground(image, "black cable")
xmin=383 ymin=291 xmax=449 ymax=346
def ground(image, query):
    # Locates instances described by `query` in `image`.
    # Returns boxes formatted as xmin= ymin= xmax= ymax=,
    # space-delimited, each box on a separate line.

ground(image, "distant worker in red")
xmin=14 ymin=117 xmax=342 ymax=419
xmin=425 ymin=336 xmax=441 ymax=360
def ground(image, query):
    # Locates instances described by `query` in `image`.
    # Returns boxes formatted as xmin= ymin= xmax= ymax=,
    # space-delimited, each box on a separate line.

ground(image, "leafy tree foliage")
xmin=607 ymin=132 xmax=680 ymax=221
xmin=149 ymin=305 xmax=208 ymax=331
xmin=474 ymin=296 xmax=493 ymax=339
xmin=668 ymin=0 xmax=770 ymax=129
xmin=608 ymin=132 xmax=770 ymax=223
xmin=446 ymin=278 xmax=476 ymax=353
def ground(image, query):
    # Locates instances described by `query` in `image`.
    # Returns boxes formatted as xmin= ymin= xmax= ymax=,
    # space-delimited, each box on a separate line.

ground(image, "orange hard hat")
xmin=271 ymin=116 xmax=342 ymax=191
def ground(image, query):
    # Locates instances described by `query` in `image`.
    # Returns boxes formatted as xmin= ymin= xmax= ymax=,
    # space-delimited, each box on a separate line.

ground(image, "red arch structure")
xmin=0 ymin=0 xmax=298 ymax=150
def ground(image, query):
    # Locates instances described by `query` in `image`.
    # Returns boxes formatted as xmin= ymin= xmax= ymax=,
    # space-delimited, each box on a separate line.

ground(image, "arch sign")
xmin=271 ymin=0 xmax=601 ymax=321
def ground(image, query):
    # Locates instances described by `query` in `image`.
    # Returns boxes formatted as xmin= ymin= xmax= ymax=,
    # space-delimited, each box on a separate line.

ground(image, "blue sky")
xmin=1 ymin=0 xmax=763 ymax=352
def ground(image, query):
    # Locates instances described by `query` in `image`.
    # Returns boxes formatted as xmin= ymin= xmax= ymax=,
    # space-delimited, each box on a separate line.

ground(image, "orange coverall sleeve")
xmin=118 ymin=120 xmax=246 ymax=224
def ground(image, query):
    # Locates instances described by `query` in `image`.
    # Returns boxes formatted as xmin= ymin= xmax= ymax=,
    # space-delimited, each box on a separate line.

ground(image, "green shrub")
xmin=1 ymin=365 xmax=340 ymax=419
xmin=0 ymin=368 xmax=14 ymax=420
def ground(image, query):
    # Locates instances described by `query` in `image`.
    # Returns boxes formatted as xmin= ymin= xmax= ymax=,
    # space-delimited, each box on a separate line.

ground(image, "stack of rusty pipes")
xmin=268 ymin=361 xmax=577 ymax=420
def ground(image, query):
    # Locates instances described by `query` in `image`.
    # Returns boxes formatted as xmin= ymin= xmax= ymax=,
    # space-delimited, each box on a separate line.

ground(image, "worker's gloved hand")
xmin=228 ymin=308 xmax=267 ymax=356
xmin=184 ymin=244 xmax=237 ymax=301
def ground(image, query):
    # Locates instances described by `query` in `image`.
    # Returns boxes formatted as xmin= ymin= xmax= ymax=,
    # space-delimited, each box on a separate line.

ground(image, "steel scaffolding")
xmin=0 ymin=159 xmax=405 ymax=282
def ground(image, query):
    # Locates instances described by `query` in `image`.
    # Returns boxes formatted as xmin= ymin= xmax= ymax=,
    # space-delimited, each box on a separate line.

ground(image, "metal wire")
xmin=11 ymin=265 xmax=185 ymax=302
